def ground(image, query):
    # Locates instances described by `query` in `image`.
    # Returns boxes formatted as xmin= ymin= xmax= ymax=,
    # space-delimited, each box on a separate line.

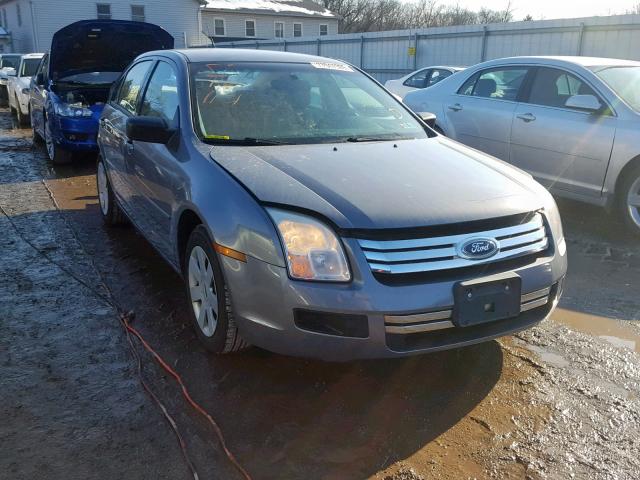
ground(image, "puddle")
xmin=526 ymin=344 xmax=570 ymax=367
xmin=551 ymin=308 xmax=640 ymax=353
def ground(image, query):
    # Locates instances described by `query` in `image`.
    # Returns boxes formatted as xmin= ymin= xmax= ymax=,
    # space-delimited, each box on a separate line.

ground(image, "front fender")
xmin=172 ymin=152 xmax=285 ymax=269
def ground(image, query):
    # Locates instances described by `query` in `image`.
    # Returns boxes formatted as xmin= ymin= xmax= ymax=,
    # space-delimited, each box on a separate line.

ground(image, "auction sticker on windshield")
xmin=310 ymin=62 xmax=354 ymax=72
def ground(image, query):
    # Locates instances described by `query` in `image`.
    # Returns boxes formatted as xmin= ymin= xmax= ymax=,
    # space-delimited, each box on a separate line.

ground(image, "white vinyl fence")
xmin=215 ymin=14 xmax=640 ymax=82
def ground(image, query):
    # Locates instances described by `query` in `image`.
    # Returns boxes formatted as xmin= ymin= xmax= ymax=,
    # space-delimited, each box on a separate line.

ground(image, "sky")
xmin=402 ymin=0 xmax=639 ymax=21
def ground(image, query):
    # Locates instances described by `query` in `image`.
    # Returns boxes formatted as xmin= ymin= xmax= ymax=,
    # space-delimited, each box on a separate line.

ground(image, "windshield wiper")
xmin=204 ymin=137 xmax=293 ymax=146
xmin=343 ymin=136 xmax=400 ymax=143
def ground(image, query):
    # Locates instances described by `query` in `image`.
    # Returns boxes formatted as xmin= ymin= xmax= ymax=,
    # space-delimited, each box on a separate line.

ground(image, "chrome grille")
xmin=385 ymin=286 xmax=551 ymax=335
xmin=357 ymin=213 xmax=548 ymax=275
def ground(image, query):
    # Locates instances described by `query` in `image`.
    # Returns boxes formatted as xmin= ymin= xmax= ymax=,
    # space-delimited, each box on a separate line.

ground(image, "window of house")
xmin=117 ymin=61 xmax=153 ymax=115
xmin=131 ymin=5 xmax=145 ymax=22
xmin=293 ymin=23 xmax=302 ymax=37
xmin=245 ymin=19 xmax=255 ymax=37
xmin=140 ymin=61 xmax=179 ymax=127
xmin=214 ymin=18 xmax=225 ymax=36
xmin=97 ymin=4 xmax=112 ymax=20
xmin=2 ymin=9 xmax=6 ymax=29
xmin=274 ymin=21 xmax=284 ymax=38
xmin=319 ymin=24 xmax=328 ymax=36
xmin=16 ymin=3 xmax=21 ymax=26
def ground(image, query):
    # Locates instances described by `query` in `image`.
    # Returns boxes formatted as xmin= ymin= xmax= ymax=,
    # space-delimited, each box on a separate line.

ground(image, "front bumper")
xmin=49 ymin=114 xmax=99 ymax=152
xmin=221 ymin=237 xmax=567 ymax=361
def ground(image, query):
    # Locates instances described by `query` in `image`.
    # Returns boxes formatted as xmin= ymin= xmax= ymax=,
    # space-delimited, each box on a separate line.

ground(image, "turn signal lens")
xmin=267 ymin=209 xmax=351 ymax=282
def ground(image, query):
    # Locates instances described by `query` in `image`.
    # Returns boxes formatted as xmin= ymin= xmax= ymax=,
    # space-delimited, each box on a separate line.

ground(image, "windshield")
xmin=20 ymin=58 xmax=42 ymax=77
xmin=190 ymin=62 xmax=427 ymax=144
xmin=58 ymin=71 xmax=121 ymax=85
xmin=591 ymin=66 xmax=640 ymax=112
xmin=0 ymin=56 xmax=20 ymax=69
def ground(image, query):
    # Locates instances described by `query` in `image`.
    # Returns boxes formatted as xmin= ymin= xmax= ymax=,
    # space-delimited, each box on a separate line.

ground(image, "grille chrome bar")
xmin=384 ymin=287 xmax=551 ymax=334
xmin=358 ymin=213 xmax=548 ymax=275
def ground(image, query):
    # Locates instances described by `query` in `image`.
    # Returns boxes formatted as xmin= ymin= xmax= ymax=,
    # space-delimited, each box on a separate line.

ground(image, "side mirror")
xmin=6 ymin=68 xmax=16 ymax=77
xmin=564 ymin=94 xmax=602 ymax=112
xmin=35 ymin=72 xmax=44 ymax=86
xmin=417 ymin=111 xmax=437 ymax=128
xmin=126 ymin=116 xmax=174 ymax=144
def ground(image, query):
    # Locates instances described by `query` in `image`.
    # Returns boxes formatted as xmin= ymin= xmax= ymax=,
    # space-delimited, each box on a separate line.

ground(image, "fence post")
xmin=256 ymin=41 xmax=259 ymax=50
xmin=283 ymin=39 xmax=287 ymax=52
xmin=480 ymin=26 xmax=488 ymax=62
xmin=413 ymin=33 xmax=419 ymax=70
xmin=317 ymin=38 xmax=321 ymax=56
xmin=360 ymin=35 xmax=365 ymax=69
xmin=577 ymin=22 xmax=585 ymax=55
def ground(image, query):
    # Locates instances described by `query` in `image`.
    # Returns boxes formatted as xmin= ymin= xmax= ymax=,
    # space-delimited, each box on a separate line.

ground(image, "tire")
xmin=44 ymin=118 xmax=72 ymax=165
xmin=617 ymin=163 xmax=640 ymax=237
xmin=16 ymin=98 xmax=29 ymax=126
xmin=32 ymin=117 xmax=43 ymax=144
xmin=183 ymin=225 xmax=248 ymax=354
xmin=96 ymin=158 xmax=127 ymax=226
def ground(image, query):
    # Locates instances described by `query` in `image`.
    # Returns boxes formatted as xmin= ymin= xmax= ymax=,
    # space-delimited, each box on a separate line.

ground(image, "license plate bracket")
xmin=453 ymin=273 xmax=522 ymax=328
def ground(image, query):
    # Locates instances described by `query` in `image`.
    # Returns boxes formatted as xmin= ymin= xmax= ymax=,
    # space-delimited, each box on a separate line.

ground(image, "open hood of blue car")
xmin=50 ymin=20 xmax=174 ymax=81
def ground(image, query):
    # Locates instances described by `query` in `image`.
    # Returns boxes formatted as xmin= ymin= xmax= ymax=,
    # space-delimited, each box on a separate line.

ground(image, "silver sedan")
xmin=404 ymin=56 xmax=640 ymax=235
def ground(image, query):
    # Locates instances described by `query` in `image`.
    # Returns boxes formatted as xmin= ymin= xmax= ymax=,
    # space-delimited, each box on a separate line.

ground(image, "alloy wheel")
xmin=627 ymin=176 xmax=640 ymax=229
xmin=188 ymin=246 xmax=218 ymax=337
xmin=97 ymin=162 xmax=109 ymax=216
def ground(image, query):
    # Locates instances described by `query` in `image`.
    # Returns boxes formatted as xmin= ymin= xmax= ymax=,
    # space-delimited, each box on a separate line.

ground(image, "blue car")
xmin=29 ymin=20 xmax=173 ymax=164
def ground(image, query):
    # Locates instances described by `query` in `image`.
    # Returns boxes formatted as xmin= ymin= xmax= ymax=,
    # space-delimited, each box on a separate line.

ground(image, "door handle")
xmin=516 ymin=113 xmax=536 ymax=122
xmin=448 ymin=103 xmax=463 ymax=112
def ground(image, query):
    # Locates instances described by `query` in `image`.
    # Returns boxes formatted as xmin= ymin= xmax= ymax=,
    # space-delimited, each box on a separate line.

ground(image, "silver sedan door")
xmin=444 ymin=66 xmax=530 ymax=161
xmin=510 ymin=67 xmax=617 ymax=198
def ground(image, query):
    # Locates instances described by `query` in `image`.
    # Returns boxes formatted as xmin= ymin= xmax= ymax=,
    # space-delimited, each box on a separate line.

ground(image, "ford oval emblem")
xmin=458 ymin=238 xmax=499 ymax=260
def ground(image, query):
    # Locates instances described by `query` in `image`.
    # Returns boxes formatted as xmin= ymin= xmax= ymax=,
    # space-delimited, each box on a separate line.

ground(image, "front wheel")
xmin=184 ymin=225 xmax=248 ymax=354
xmin=618 ymin=164 xmax=640 ymax=237
xmin=44 ymin=118 xmax=72 ymax=165
xmin=16 ymin=99 xmax=29 ymax=126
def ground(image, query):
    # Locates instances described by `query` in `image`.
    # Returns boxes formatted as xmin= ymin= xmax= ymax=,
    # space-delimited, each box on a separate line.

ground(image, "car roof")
xmin=480 ymin=55 xmax=640 ymax=68
xmin=141 ymin=48 xmax=350 ymax=66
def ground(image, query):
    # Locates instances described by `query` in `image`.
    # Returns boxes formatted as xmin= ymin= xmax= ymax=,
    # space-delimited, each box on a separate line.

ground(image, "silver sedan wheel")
xmin=44 ymin=120 xmax=55 ymax=161
xmin=628 ymin=176 xmax=640 ymax=229
xmin=188 ymin=246 xmax=218 ymax=337
xmin=97 ymin=162 xmax=109 ymax=216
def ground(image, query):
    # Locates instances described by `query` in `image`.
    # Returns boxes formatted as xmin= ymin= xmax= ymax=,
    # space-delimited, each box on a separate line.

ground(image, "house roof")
xmin=202 ymin=0 xmax=338 ymax=18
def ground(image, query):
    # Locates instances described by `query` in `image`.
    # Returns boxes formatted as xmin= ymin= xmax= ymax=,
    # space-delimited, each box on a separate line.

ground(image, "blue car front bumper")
xmin=48 ymin=105 xmax=105 ymax=152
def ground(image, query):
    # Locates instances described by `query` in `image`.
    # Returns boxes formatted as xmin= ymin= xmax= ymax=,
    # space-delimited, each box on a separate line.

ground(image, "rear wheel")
xmin=618 ymin=164 xmax=640 ymax=237
xmin=96 ymin=159 xmax=127 ymax=226
xmin=31 ymin=112 xmax=43 ymax=144
xmin=44 ymin=118 xmax=72 ymax=165
xmin=184 ymin=225 xmax=248 ymax=354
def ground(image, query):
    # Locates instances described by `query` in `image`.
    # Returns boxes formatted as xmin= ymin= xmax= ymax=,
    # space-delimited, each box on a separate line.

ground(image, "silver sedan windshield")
xmin=591 ymin=66 xmax=640 ymax=112
xmin=190 ymin=61 xmax=427 ymax=144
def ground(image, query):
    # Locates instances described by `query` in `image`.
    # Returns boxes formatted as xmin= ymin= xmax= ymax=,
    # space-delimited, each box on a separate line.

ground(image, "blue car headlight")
xmin=54 ymin=103 xmax=93 ymax=118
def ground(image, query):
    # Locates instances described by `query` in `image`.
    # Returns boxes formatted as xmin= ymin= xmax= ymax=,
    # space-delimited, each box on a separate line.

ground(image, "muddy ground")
xmin=1 ymin=107 xmax=639 ymax=480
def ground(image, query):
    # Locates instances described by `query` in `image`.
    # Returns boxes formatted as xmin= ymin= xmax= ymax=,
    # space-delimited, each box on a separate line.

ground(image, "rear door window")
xmin=116 ymin=61 xmax=153 ymax=115
xmin=426 ymin=69 xmax=452 ymax=87
xmin=458 ymin=67 xmax=529 ymax=101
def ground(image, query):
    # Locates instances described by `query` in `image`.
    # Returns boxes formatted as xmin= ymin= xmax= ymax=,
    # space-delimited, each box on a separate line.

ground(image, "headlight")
xmin=267 ymin=208 xmax=351 ymax=282
xmin=540 ymin=190 xmax=565 ymax=256
xmin=54 ymin=103 xmax=93 ymax=118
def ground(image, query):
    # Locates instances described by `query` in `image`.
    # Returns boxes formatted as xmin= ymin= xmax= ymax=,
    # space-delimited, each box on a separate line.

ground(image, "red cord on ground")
xmin=121 ymin=312 xmax=253 ymax=480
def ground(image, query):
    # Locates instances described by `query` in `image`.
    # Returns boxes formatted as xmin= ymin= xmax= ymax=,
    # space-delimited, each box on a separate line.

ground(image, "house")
xmin=0 ymin=0 xmax=208 ymax=53
xmin=201 ymin=0 xmax=339 ymax=43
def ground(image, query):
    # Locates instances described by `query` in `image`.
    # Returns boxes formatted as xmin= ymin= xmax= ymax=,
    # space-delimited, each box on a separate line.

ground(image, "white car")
xmin=7 ymin=53 xmax=44 ymax=125
xmin=384 ymin=66 xmax=464 ymax=98
xmin=0 ymin=54 xmax=22 ymax=102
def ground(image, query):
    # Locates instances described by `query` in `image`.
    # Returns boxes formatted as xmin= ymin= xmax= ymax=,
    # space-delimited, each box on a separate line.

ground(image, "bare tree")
xmin=627 ymin=2 xmax=640 ymax=14
xmin=317 ymin=0 xmax=515 ymax=33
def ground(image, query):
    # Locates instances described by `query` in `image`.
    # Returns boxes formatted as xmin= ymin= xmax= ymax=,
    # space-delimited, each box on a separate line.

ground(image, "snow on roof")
xmin=203 ymin=0 xmax=338 ymax=18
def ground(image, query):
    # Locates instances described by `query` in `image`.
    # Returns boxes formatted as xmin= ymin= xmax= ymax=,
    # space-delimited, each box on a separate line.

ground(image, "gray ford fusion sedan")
xmin=97 ymin=49 xmax=567 ymax=360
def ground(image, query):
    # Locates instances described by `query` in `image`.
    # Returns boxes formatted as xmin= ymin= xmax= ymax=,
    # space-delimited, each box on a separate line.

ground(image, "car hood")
xmin=208 ymin=137 xmax=544 ymax=230
xmin=50 ymin=20 xmax=174 ymax=80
